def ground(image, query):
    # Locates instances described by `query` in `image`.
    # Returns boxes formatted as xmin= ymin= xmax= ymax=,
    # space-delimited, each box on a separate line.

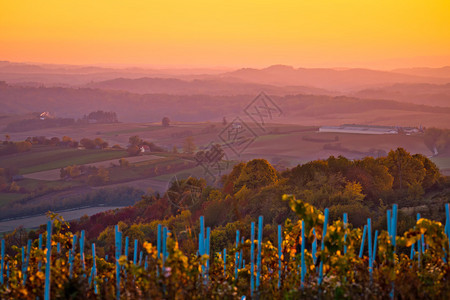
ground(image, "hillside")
xmin=392 ymin=66 xmax=450 ymax=78
xmin=353 ymin=83 xmax=450 ymax=107
xmin=1 ymin=83 xmax=449 ymax=128
xmin=86 ymin=77 xmax=331 ymax=96
xmin=222 ymin=65 xmax=448 ymax=90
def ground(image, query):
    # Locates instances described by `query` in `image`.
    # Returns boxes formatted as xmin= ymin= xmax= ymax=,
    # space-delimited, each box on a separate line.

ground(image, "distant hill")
xmin=1 ymin=83 xmax=449 ymax=128
xmin=222 ymin=65 xmax=448 ymax=91
xmin=1 ymin=61 xmax=449 ymax=110
xmin=2 ymin=61 xmax=449 ymax=93
xmin=353 ymin=83 xmax=450 ymax=107
xmin=86 ymin=77 xmax=332 ymax=96
xmin=392 ymin=66 xmax=450 ymax=78
xmin=0 ymin=61 xmax=227 ymax=86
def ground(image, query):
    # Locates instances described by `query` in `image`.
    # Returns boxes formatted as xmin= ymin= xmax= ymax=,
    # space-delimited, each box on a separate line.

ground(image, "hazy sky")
xmin=1 ymin=0 xmax=449 ymax=69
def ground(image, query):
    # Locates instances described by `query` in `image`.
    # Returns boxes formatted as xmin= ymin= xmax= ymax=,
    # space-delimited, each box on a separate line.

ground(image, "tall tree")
xmin=129 ymin=135 xmax=143 ymax=146
xmin=162 ymin=117 xmax=170 ymax=127
xmin=183 ymin=136 xmax=196 ymax=154
xmin=381 ymin=148 xmax=426 ymax=190
xmin=234 ymin=159 xmax=279 ymax=191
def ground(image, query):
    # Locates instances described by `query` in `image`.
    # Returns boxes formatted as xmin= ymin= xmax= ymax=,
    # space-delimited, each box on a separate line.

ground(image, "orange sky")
xmin=1 ymin=0 xmax=449 ymax=69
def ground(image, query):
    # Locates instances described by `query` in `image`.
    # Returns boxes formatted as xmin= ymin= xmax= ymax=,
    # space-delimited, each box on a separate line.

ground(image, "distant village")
xmin=319 ymin=124 xmax=424 ymax=135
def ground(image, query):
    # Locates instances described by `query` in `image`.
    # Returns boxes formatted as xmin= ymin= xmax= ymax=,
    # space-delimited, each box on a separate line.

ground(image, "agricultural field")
xmin=0 ymin=120 xmax=449 ymax=227
xmin=0 ymin=145 xmax=127 ymax=174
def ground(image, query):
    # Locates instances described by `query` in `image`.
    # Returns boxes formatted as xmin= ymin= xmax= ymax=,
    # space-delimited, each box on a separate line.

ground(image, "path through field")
xmin=22 ymin=154 xmax=161 ymax=181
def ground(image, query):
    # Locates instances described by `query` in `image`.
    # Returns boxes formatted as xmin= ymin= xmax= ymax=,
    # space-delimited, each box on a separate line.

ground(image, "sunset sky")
xmin=1 ymin=0 xmax=449 ymax=69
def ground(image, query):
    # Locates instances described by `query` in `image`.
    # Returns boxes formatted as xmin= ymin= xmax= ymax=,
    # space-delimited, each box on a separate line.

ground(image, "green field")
xmin=431 ymin=156 xmax=450 ymax=175
xmin=19 ymin=178 xmax=79 ymax=192
xmin=0 ymin=146 xmax=127 ymax=174
xmin=108 ymin=156 xmax=188 ymax=183
xmin=152 ymin=160 xmax=234 ymax=185
xmin=103 ymin=125 xmax=162 ymax=136
xmin=0 ymin=192 xmax=28 ymax=207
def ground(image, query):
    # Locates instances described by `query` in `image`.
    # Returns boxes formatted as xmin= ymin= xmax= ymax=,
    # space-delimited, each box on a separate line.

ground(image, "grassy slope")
xmin=0 ymin=145 xmax=127 ymax=174
xmin=0 ymin=193 xmax=28 ymax=207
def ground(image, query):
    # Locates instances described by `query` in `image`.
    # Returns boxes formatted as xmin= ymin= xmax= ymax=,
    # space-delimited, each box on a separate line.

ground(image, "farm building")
xmin=319 ymin=124 xmax=421 ymax=135
xmin=140 ymin=145 xmax=151 ymax=153
xmin=39 ymin=111 xmax=54 ymax=120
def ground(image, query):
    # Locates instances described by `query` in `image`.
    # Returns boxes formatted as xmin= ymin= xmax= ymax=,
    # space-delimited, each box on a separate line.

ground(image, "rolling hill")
xmin=1 ymin=82 xmax=449 ymax=128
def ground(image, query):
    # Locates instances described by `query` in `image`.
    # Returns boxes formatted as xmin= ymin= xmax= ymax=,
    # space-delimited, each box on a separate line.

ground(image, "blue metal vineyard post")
xmin=318 ymin=208 xmax=329 ymax=285
xmin=93 ymin=243 xmax=97 ymax=294
xmin=416 ymin=213 xmax=422 ymax=266
xmin=343 ymin=213 xmax=348 ymax=255
xmin=256 ymin=215 xmax=263 ymax=290
xmin=69 ymin=235 xmax=77 ymax=278
xmin=250 ymin=222 xmax=255 ymax=297
xmin=235 ymin=230 xmax=239 ymax=281
xmin=391 ymin=205 xmax=398 ymax=251
xmin=199 ymin=216 xmax=205 ymax=255
xmin=162 ymin=227 xmax=167 ymax=263
xmin=114 ymin=225 xmax=122 ymax=300
xmin=134 ymin=239 xmax=138 ymax=265
xmin=38 ymin=234 xmax=43 ymax=271
xmin=359 ymin=225 xmax=367 ymax=258
xmin=23 ymin=239 xmax=31 ymax=285
xmin=198 ymin=218 xmax=206 ymax=282
xmin=89 ymin=243 xmax=98 ymax=294
xmin=312 ymin=229 xmax=317 ymax=265
xmin=446 ymin=203 xmax=450 ymax=262
xmin=390 ymin=205 xmax=398 ymax=299
xmin=44 ymin=221 xmax=52 ymax=300
xmin=157 ymin=224 xmax=162 ymax=260
xmin=21 ymin=247 xmax=24 ymax=272
xmin=80 ymin=230 xmax=86 ymax=274
xmin=277 ymin=225 xmax=282 ymax=289
xmin=301 ymin=220 xmax=306 ymax=288
xmin=368 ymin=219 xmax=373 ymax=275
xmin=417 ymin=213 xmax=425 ymax=253
xmin=223 ymin=248 xmax=226 ymax=277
